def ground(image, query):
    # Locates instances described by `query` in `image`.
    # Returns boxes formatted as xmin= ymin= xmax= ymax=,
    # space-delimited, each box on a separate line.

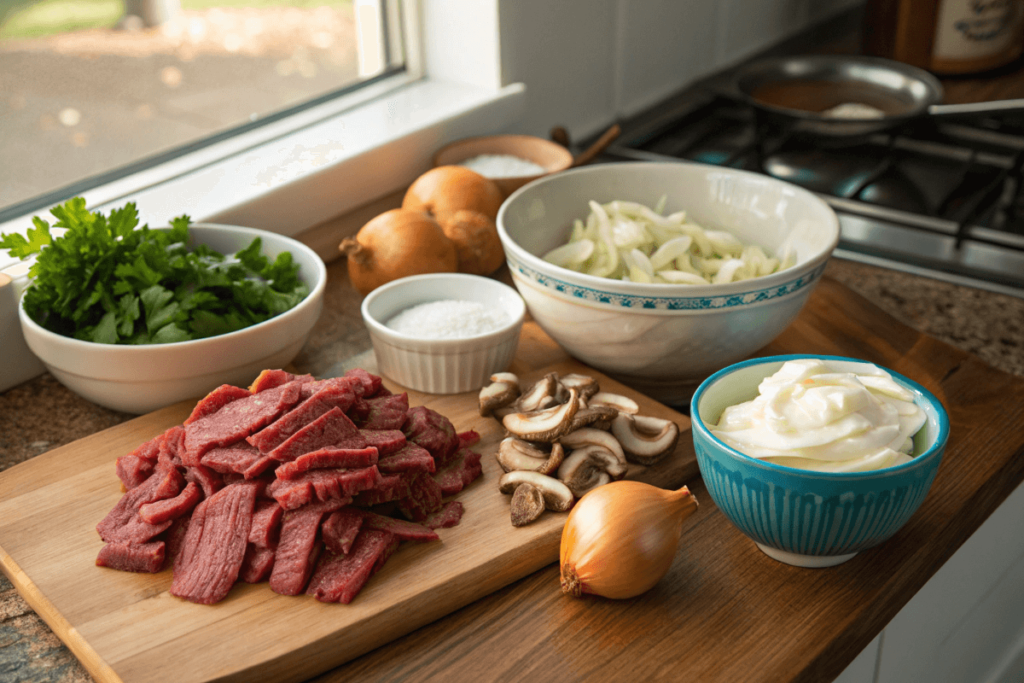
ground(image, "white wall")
xmin=496 ymin=0 xmax=862 ymax=140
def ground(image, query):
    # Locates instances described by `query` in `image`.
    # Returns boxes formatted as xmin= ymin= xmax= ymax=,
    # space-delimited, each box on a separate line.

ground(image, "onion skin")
xmin=339 ymin=208 xmax=458 ymax=295
xmin=402 ymin=166 xmax=504 ymax=226
xmin=441 ymin=209 xmax=505 ymax=276
xmin=559 ymin=480 xmax=698 ymax=599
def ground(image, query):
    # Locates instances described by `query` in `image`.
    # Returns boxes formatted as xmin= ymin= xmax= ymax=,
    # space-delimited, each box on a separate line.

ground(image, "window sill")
xmin=1 ymin=78 xmax=526 ymax=249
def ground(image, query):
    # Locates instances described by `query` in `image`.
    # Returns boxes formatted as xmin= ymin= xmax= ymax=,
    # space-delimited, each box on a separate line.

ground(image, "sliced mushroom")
xmin=559 ymin=373 xmax=600 ymax=400
xmin=502 ymin=388 xmax=579 ymax=442
xmin=567 ymin=404 xmax=619 ymax=432
xmin=493 ymin=403 xmax=520 ymax=421
xmin=561 ymin=428 xmax=622 ymax=475
xmin=556 ymin=448 xmax=613 ymax=498
xmin=510 ymin=482 xmax=546 ymax=526
xmin=517 ymin=373 xmax=559 ymax=413
xmin=567 ymin=443 xmax=628 ymax=479
xmin=589 ymin=392 xmax=640 ymax=414
xmin=611 ymin=413 xmax=680 ymax=465
xmin=496 ymin=437 xmax=565 ymax=476
xmin=551 ymin=378 xmax=572 ymax=406
xmin=479 ymin=374 xmax=521 ymax=417
xmin=498 ymin=471 xmax=574 ymax=512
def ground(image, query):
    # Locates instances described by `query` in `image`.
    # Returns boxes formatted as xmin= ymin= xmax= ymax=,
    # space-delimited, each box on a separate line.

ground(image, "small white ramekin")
xmin=361 ymin=273 xmax=526 ymax=395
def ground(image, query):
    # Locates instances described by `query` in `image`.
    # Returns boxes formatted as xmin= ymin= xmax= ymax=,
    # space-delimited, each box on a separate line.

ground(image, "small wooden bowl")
xmin=433 ymin=134 xmax=574 ymax=198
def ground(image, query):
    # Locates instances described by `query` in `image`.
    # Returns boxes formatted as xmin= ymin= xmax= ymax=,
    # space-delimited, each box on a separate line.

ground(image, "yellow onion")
xmin=560 ymin=480 xmax=698 ymax=599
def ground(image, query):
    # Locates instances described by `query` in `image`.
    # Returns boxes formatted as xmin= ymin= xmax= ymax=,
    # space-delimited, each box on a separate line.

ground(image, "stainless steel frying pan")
xmin=731 ymin=54 xmax=1024 ymax=137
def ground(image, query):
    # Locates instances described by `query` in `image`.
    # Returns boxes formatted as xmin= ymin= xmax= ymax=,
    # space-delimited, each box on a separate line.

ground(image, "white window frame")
xmin=0 ymin=0 xmax=524 ymax=244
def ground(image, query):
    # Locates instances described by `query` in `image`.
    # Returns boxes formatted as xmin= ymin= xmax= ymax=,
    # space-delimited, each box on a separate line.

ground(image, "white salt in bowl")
xmin=360 ymin=273 xmax=526 ymax=395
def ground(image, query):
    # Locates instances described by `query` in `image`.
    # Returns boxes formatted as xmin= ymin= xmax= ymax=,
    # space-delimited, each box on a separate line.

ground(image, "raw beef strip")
xmin=165 ymin=515 xmax=191 ymax=565
xmin=139 ymin=481 xmax=202 ymax=525
xmin=267 ymin=467 xmax=380 ymax=510
xmin=397 ymin=473 xmax=444 ymax=522
xmin=274 ymin=447 xmax=379 ymax=480
xmin=266 ymin=407 xmax=365 ymax=464
xmin=359 ymin=429 xmax=407 ymax=456
xmin=200 ymin=440 xmax=262 ymax=475
xmin=306 ymin=529 xmax=398 ymax=604
xmin=97 ymin=463 xmax=183 ymax=543
xmin=127 ymin=432 xmax=164 ymax=463
xmin=250 ymin=369 xmax=314 ymax=393
xmin=268 ymin=500 xmax=344 ymax=595
xmin=96 ymin=541 xmax=165 ymax=573
xmin=170 ymin=481 xmax=260 ymax=605
xmin=376 ymin=442 xmax=435 ymax=475
xmin=403 ymin=406 xmax=460 ymax=466
xmin=116 ymin=454 xmax=154 ymax=490
xmin=351 ymin=473 xmax=412 ymax=507
xmin=360 ymin=511 xmax=440 ymax=543
xmin=321 ymin=508 xmax=364 ymax=554
xmin=241 ymin=453 xmax=280 ymax=480
xmin=182 ymin=382 xmax=303 ymax=466
xmin=349 ymin=393 xmax=410 ymax=431
xmin=423 ymin=501 xmax=464 ymax=530
xmin=239 ymin=546 xmax=275 ymax=583
xmin=158 ymin=425 xmax=186 ymax=468
xmin=343 ymin=368 xmax=382 ymax=397
xmin=248 ymin=383 xmax=358 ymax=454
xmin=457 ymin=430 xmax=481 ymax=448
xmin=297 ymin=375 xmax=358 ymax=402
xmin=431 ymin=448 xmax=483 ymax=496
xmin=185 ymin=384 xmax=251 ymax=425
xmin=184 ymin=463 xmax=224 ymax=499
xmin=249 ymin=500 xmax=283 ymax=549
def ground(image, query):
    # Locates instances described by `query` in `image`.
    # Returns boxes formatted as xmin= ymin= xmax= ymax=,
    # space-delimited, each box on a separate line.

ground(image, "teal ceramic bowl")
xmin=690 ymin=354 xmax=950 ymax=568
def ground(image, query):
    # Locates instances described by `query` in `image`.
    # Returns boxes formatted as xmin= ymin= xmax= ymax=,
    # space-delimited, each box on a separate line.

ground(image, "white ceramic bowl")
xmin=19 ymin=223 xmax=327 ymax=414
xmin=361 ymin=273 xmax=526 ymax=395
xmin=496 ymin=161 xmax=840 ymax=405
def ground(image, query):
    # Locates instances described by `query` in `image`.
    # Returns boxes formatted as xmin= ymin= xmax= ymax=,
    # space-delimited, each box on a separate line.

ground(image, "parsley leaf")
xmin=1 ymin=198 xmax=309 ymax=345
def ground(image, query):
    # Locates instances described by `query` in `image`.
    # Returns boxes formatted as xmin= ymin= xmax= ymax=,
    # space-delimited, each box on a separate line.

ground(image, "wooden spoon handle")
xmin=571 ymin=124 xmax=621 ymax=168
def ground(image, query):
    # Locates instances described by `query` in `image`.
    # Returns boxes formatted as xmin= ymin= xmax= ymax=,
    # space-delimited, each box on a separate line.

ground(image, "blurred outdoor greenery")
xmin=0 ymin=0 xmax=351 ymax=39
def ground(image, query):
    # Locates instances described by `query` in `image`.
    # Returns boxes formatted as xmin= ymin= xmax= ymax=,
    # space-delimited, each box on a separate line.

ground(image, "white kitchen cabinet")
xmin=835 ymin=480 xmax=1024 ymax=683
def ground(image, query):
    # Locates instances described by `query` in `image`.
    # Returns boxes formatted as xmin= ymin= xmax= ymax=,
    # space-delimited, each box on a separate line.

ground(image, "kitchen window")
xmin=0 ymin=0 xmax=525 ymax=239
xmin=0 ymin=0 xmax=407 ymax=217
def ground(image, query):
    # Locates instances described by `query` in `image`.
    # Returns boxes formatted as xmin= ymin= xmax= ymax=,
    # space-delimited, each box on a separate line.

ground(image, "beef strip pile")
xmin=95 ymin=368 xmax=484 ymax=605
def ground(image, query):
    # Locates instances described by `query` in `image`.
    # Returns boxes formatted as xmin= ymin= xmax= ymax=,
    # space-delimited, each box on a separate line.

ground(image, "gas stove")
xmin=605 ymin=88 xmax=1024 ymax=298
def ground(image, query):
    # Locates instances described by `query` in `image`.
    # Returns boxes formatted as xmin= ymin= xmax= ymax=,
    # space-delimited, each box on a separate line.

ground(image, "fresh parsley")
xmin=0 ymin=198 xmax=309 ymax=344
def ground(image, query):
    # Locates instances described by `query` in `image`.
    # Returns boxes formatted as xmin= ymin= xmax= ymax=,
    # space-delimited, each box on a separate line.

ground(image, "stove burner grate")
xmin=607 ymin=92 xmax=1024 ymax=297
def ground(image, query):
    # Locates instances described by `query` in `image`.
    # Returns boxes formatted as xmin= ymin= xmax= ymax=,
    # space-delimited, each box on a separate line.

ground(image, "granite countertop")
xmin=2 ymin=254 xmax=1023 ymax=682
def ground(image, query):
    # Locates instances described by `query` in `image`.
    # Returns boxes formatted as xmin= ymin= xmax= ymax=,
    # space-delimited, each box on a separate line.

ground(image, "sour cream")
xmin=711 ymin=359 xmax=927 ymax=473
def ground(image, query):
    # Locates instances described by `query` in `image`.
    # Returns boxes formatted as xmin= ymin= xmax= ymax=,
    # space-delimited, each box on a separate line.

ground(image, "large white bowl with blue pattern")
xmin=690 ymin=354 xmax=950 ymax=567
xmin=496 ymin=161 xmax=840 ymax=405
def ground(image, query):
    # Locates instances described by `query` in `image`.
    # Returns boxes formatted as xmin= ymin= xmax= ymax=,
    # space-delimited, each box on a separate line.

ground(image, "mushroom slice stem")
xmin=479 ymin=374 xmax=521 ymax=417
xmin=517 ymin=373 xmax=560 ymax=413
xmin=566 ymin=443 xmax=628 ymax=480
xmin=556 ymin=448 xmax=614 ymax=497
xmin=568 ymin=405 xmax=618 ymax=432
xmin=510 ymin=483 xmax=546 ymax=526
xmin=496 ymin=438 xmax=565 ymax=476
xmin=502 ymin=388 xmax=579 ymax=442
xmin=498 ymin=471 xmax=575 ymax=512
xmin=588 ymin=392 xmax=640 ymax=414
xmin=559 ymin=427 xmax=626 ymax=467
xmin=559 ymin=373 xmax=600 ymax=400
xmin=611 ymin=413 xmax=680 ymax=465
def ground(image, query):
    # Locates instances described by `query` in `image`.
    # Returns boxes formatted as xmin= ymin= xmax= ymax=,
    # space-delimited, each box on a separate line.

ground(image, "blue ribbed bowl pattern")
xmin=694 ymin=444 xmax=940 ymax=556
xmin=691 ymin=354 xmax=949 ymax=561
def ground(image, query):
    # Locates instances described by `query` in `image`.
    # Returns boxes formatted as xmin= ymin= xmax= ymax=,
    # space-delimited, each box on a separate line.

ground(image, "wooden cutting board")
xmin=0 ymin=324 xmax=698 ymax=683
